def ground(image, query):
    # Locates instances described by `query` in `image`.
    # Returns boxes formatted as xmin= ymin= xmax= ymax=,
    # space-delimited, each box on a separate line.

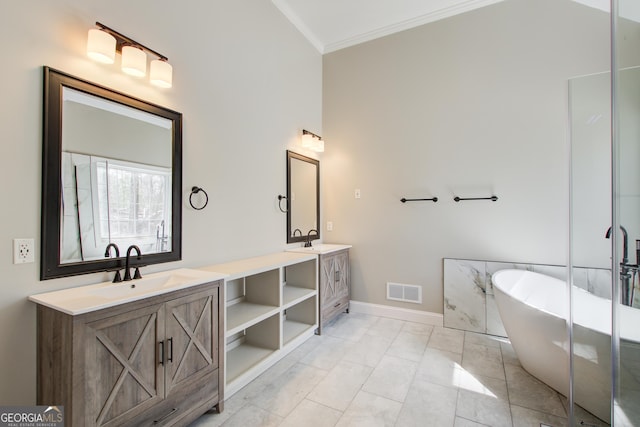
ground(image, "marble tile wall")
xmin=444 ymin=258 xmax=611 ymax=337
xmin=61 ymin=152 xmax=82 ymax=262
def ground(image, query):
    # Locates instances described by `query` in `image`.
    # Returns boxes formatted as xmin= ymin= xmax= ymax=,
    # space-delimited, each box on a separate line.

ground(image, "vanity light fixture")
xmin=121 ymin=45 xmax=146 ymax=77
xmin=301 ymin=129 xmax=324 ymax=152
xmin=86 ymin=22 xmax=173 ymax=88
xmin=150 ymin=59 xmax=173 ymax=88
xmin=87 ymin=28 xmax=116 ymax=64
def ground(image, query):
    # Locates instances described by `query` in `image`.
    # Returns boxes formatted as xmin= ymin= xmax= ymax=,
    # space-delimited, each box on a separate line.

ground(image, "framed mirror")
xmin=286 ymin=150 xmax=320 ymax=244
xmin=41 ymin=67 xmax=182 ymax=279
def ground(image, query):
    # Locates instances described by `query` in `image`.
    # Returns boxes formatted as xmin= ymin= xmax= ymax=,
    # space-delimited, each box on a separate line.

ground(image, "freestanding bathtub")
xmin=492 ymin=269 xmax=640 ymax=424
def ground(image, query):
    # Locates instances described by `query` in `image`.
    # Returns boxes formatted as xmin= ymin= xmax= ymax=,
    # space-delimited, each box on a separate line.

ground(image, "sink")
xmin=287 ymin=244 xmax=352 ymax=254
xmin=87 ymin=274 xmax=196 ymax=299
xmin=28 ymin=268 xmax=228 ymax=315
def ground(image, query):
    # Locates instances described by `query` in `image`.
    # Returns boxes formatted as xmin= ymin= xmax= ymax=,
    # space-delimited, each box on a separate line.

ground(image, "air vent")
xmin=386 ymin=282 xmax=422 ymax=304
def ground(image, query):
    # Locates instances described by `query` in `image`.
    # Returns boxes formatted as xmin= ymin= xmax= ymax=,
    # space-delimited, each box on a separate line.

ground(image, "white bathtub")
xmin=492 ymin=269 xmax=640 ymax=424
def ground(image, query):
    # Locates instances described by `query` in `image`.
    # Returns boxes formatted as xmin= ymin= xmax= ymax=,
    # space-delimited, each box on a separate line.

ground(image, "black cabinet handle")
xmin=168 ymin=337 xmax=173 ymax=363
xmin=334 ymin=302 xmax=341 ymax=308
xmin=159 ymin=341 xmax=164 ymax=365
xmin=335 ymin=270 xmax=341 ymax=282
xmin=153 ymin=408 xmax=177 ymax=424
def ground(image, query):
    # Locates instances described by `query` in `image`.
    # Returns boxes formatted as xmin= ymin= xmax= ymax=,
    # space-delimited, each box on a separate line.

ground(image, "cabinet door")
xmin=334 ymin=251 xmax=350 ymax=301
xmin=85 ymin=303 xmax=165 ymax=426
xmin=164 ymin=288 xmax=219 ymax=397
xmin=320 ymin=253 xmax=338 ymax=305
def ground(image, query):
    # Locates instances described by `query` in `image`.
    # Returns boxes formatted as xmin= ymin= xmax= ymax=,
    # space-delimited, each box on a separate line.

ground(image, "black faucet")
xmin=104 ymin=243 xmax=122 ymax=283
xmin=304 ymin=229 xmax=319 ymax=247
xmin=124 ymin=245 xmax=143 ymax=281
xmin=605 ymin=225 xmax=628 ymax=265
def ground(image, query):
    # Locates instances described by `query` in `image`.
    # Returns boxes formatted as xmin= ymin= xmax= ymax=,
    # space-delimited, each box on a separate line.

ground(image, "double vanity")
xmin=33 ymin=66 xmax=350 ymax=426
xmin=29 ymin=245 xmax=350 ymax=426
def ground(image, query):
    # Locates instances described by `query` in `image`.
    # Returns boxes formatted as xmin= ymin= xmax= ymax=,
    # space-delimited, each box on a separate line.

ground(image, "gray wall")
xmin=63 ymin=100 xmax=172 ymax=167
xmin=322 ymin=0 xmax=611 ymax=314
xmin=0 ymin=0 xmax=321 ymax=404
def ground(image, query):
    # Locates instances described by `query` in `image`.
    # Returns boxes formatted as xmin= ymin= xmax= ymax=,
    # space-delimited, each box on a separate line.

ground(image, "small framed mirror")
xmin=286 ymin=150 xmax=320 ymax=244
xmin=41 ymin=67 xmax=182 ymax=279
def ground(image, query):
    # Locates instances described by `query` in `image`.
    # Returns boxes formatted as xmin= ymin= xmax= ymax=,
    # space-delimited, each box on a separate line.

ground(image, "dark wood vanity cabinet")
xmin=319 ymin=249 xmax=350 ymax=333
xmin=36 ymin=281 xmax=224 ymax=427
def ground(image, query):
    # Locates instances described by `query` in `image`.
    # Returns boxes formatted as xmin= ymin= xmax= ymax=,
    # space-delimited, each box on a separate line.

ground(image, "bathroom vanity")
xmin=29 ymin=269 xmax=226 ymax=427
xmin=288 ymin=244 xmax=351 ymax=334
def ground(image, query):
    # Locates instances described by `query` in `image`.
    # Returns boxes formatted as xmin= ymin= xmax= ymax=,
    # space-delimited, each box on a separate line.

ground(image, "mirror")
xmin=286 ymin=150 xmax=319 ymax=244
xmin=42 ymin=67 xmax=182 ymax=279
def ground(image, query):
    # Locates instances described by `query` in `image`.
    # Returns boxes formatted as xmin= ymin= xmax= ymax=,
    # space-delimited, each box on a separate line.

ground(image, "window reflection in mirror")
xmin=61 ymin=153 xmax=171 ymax=263
xmin=286 ymin=150 xmax=319 ymax=244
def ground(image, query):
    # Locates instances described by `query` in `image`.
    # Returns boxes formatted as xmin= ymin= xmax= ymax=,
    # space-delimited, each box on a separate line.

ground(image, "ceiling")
xmin=272 ymin=0 xmax=638 ymax=55
xmin=271 ymin=0 xmax=505 ymax=54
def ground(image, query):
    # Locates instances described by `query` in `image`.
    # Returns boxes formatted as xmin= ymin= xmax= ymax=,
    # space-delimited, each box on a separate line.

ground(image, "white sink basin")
xmin=287 ymin=244 xmax=352 ymax=254
xmin=29 ymin=268 xmax=228 ymax=315
xmin=87 ymin=273 xmax=197 ymax=299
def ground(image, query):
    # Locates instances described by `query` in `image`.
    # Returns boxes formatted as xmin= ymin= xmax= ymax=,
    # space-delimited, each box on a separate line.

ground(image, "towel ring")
xmin=189 ymin=186 xmax=209 ymax=210
xmin=277 ymin=195 xmax=288 ymax=213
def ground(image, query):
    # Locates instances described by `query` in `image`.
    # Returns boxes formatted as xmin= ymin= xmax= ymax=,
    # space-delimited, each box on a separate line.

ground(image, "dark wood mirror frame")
xmin=41 ymin=67 xmax=182 ymax=279
xmin=286 ymin=150 xmax=320 ymax=244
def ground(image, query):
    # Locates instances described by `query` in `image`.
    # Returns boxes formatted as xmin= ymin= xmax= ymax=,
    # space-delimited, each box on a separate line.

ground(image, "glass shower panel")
xmin=613 ymin=0 xmax=640 ymax=419
xmin=569 ymin=71 xmax=613 ymax=426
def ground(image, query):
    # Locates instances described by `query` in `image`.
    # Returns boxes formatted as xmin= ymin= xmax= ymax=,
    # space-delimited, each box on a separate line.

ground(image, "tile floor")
xmin=190 ymin=313 xmax=608 ymax=427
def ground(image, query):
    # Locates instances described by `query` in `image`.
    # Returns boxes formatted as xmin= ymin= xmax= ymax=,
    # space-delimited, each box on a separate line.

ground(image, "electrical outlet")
xmin=355 ymin=188 xmax=361 ymax=199
xmin=14 ymin=238 xmax=35 ymax=264
xmin=327 ymin=221 xmax=333 ymax=231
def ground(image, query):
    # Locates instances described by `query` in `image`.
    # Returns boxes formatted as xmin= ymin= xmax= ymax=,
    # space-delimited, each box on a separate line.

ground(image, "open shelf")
xmin=226 ymin=314 xmax=279 ymax=383
xmin=283 ymin=319 xmax=314 ymax=345
xmin=225 ymin=268 xmax=281 ymax=334
xmin=283 ymin=286 xmax=316 ymax=308
xmin=226 ymin=343 xmax=275 ymax=384
xmin=283 ymin=297 xmax=316 ymax=345
xmin=227 ymin=302 xmax=279 ymax=334
xmin=285 ymin=260 xmax=316 ymax=290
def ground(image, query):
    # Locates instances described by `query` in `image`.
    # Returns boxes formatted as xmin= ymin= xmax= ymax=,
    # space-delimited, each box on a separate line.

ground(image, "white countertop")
xmin=28 ymin=248 xmax=343 ymax=316
xmin=200 ymin=251 xmax=317 ymax=280
xmin=286 ymin=243 xmax=352 ymax=255
xmin=28 ymin=268 xmax=228 ymax=315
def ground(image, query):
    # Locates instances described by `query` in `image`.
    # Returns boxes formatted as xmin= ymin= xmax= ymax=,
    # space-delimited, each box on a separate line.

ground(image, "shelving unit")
xmin=200 ymin=251 xmax=317 ymax=397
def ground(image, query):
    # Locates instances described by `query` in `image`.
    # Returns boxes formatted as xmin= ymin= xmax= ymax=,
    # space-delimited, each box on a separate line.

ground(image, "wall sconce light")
xmin=301 ymin=129 xmax=324 ymax=152
xmin=87 ymin=28 xmax=116 ymax=64
xmin=86 ymin=22 xmax=173 ymax=88
xmin=121 ymin=45 xmax=146 ymax=77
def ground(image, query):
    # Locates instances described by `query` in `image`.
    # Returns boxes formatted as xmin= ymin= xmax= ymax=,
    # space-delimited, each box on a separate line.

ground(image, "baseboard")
xmin=349 ymin=300 xmax=443 ymax=326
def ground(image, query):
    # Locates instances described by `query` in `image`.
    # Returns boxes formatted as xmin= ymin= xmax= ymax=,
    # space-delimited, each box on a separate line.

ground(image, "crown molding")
xmin=272 ymin=0 xmax=325 ymax=53
xmin=273 ymin=0 xmax=505 ymax=55
xmin=323 ymin=0 xmax=504 ymax=53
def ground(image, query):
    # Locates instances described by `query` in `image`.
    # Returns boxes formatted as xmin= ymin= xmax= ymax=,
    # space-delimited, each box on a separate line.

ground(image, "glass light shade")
xmin=121 ymin=46 xmax=147 ymax=77
xmin=150 ymin=60 xmax=173 ymax=88
xmin=312 ymin=139 xmax=325 ymax=152
xmin=301 ymin=133 xmax=314 ymax=148
xmin=87 ymin=29 xmax=116 ymax=64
